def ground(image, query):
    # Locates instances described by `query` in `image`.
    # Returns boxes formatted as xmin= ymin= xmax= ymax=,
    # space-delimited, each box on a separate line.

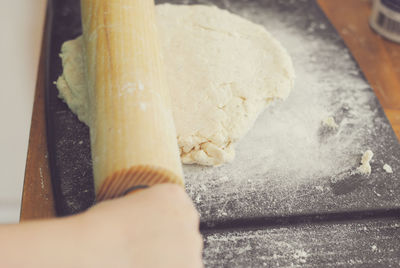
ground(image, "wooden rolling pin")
xmin=80 ymin=0 xmax=184 ymax=201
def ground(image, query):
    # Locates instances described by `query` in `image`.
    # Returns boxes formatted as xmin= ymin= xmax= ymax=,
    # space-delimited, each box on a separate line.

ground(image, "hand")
xmin=81 ymin=184 xmax=204 ymax=268
xmin=0 ymin=184 xmax=203 ymax=268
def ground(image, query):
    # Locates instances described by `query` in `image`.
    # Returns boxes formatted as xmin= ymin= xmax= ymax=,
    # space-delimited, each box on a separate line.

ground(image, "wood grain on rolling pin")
xmin=21 ymin=0 xmax=400 ymax=220
xmin=80 ymin=0 xmax=183 ymax=201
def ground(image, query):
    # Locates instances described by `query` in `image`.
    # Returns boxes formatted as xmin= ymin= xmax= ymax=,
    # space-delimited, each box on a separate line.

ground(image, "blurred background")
xmin=0 ymin=0 xmax=46 ymax=223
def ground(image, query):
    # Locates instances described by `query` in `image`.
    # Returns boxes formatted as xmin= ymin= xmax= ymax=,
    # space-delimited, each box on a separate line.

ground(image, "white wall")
xmin=0 ymin=0 xmax=47 ymax=223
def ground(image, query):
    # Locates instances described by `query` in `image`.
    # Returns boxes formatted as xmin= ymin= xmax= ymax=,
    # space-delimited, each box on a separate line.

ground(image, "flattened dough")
xmin=56 ymin=4 xmax=295 ymax=166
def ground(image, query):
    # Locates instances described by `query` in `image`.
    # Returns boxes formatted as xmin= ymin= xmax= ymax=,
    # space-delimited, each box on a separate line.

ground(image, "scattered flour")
xmin=383 ymin=164 xmax=393 ymax=174
xmin=181 ymin=1 xmax=384 ymax=221
xmin=185 ymin=1 xmax=376 ymax=192
xmin=138 ymin=81 xmax=145 ymax=91
xmin=357 ymin=150 xmax=374 ymax=176
xmin=120 ymin=82 xmax=136 ymax=95
xmin=55 ymin=0 xmax=395 ymax=223
xmin=203 ymin=219 xmax=398 ymax=267
xmin=139 ymin=102 xmax=147 ymax=111
xmin=39 ymin=167 xmax=45 ymax=190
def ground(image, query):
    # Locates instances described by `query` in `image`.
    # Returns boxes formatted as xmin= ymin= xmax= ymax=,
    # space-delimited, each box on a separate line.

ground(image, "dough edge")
xmin=56 ymin=4 xmax=295 ymax=166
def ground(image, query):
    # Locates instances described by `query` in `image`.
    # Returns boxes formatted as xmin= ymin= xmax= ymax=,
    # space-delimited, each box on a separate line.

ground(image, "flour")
xmin=119 ymin=82 xmax=136 ymax=96
xmin=39 ymin=167 xmax=44 ymax=190
xmin=51 ymin=0 xmax=396 ymax=222
xmin=182 ymin=1 xmax=378 ymax=220
xmin=185 ymin=3 xmax=373 ymax=177
xmin=57 ymin=2 xmax=375 ymax=188
xmin=202 ymin=219 xmax=399 ymax=267
xmin=139 ymin=103 xmax=147 ymax=111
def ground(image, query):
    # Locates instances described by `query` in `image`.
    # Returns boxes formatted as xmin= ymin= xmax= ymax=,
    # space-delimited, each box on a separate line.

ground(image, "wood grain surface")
xmin=318 ymin=0 xmax=400 ymax=139
xmin=20 ymin=28 xmax=56 ymax=221
xmin=20 ymin=0 xmax=400 ymax=221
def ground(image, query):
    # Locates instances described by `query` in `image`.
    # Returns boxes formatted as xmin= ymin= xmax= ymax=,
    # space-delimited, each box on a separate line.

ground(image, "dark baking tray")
xmin=45 ymin=0 xmax=400 ymax=225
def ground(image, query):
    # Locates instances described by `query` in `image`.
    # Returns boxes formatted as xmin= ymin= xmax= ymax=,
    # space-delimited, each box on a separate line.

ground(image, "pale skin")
xmin=0 ymin=184 xmax=203 ymax=268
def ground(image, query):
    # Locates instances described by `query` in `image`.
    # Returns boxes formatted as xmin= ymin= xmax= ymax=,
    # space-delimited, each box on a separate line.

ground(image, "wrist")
xmin=41 ymin=215 xmax=93 ymax=268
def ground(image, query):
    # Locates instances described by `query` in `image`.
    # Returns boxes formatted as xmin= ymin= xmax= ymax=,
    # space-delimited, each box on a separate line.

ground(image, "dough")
xmin=56 ymin=4 xmax=295 ymax=166
xmin=383 ymin=164 xmax=393 ymax=174
xmin=357 ymin=150 xmax=374 ymax=175
xmin=321 ymin=116 xmax=339 ymax=129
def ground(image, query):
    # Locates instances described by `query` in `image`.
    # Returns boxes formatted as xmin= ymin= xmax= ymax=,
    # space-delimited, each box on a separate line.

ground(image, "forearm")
xmin=0 ymin=215 xmax=89 ymax=268
xmin=0 ymin=185 xmax=203 ymax=268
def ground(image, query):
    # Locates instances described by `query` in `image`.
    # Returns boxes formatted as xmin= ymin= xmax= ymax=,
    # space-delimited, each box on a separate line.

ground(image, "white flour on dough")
xmin=56 ymin=4 xmax=294 ymax=166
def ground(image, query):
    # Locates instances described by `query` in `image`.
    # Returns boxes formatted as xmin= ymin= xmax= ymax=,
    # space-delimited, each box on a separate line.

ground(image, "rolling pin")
xmin=80 ymin=0 xmax=184 ymax=201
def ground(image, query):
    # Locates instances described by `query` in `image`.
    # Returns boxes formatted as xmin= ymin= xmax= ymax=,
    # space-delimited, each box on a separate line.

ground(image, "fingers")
xmin=144 ymin=184 xmax=204 ymax=268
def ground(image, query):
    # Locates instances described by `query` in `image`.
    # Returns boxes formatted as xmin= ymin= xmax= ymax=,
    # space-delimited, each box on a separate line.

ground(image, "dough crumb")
xmin=383 ymin=164 xmax=393 ymax=174
xmin=357 ymin=150 xmax=374 ymax=176
xmin=315 ymin=185 xmax=324 ymax=191
xmin=293 ymin=249 xmax=308 ymax=264
xmin=321 ymin=116 xmax=339 ymax=129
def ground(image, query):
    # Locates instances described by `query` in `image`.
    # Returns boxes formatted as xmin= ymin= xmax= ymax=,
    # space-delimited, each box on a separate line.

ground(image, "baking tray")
xmin=45 ymin=0 xmax=400 ymax=265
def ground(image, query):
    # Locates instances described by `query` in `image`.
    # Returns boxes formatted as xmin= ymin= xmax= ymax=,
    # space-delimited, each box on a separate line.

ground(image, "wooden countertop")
xmin=20 ymin=0 xmax=400 ymax=221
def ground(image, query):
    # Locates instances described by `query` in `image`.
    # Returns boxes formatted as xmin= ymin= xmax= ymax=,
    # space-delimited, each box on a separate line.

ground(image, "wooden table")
xmin=20 ymin=0 xmax=400 ymax=221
